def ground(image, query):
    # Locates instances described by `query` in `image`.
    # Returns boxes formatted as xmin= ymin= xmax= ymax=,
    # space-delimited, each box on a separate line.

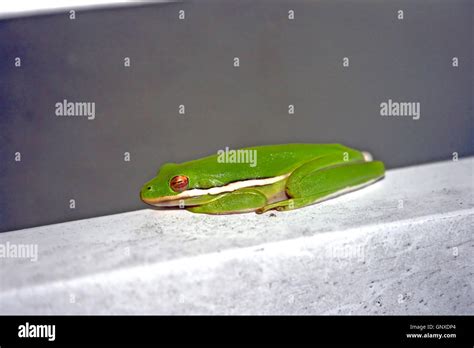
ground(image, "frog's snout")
xmin=140 ymin=184 xmax=155 ymax=203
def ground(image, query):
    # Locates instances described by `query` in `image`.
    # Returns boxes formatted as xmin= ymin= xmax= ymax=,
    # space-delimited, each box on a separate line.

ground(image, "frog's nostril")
xmin=147 ymin=186 xmax=152 ymax=191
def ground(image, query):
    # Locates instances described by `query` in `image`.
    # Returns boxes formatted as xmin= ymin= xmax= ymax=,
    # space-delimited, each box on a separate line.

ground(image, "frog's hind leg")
xmin=257 ymin=158 xmax=385 ymax=213
xmin=187 ymin=188 xmax=267 ymax=214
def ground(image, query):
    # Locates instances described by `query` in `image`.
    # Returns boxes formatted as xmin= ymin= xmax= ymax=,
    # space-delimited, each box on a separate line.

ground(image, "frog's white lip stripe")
xmin=142 ymin=173 xmax=290 ymax=206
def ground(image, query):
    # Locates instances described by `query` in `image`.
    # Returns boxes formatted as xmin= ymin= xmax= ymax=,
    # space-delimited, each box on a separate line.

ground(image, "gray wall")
xmin=0 ymin=0 xmax=472 ymax=232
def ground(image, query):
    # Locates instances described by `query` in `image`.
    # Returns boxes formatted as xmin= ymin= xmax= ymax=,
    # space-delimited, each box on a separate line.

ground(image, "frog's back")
xmin=178 ymin=143 xmax=358 ymax=186
xmin=243 ymin=143 xmax=355 ymax=175
xmin=247 ymin=143 xmax=350 ymax=161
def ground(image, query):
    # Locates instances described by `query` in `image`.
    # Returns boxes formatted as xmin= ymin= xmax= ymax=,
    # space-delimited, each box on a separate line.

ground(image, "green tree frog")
xmin=140 ymin=144 xmax=385 ymax=214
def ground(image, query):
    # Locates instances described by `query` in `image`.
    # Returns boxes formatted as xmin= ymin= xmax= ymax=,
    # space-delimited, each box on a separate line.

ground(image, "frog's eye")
xmin=170 ymin=175 xmax=189 ymax=192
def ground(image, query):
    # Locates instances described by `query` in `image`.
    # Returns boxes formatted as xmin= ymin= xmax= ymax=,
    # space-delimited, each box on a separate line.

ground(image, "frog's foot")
xmin=187 ymin=188 xmax=267 ymax=214
xmin=257 ymin=197 xmax=318 ymax=214
xmin=362 ymin=151 xmax=373 ymax=161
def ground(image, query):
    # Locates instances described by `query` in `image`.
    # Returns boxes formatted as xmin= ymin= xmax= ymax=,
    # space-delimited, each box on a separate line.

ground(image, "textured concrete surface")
xmin=0 ymin=158 xmax=472 ymax=314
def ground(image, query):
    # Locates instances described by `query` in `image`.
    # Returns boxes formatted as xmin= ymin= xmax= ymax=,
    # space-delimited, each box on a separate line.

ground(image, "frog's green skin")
xmin=140 ymin=144 xmax=385 ymax=214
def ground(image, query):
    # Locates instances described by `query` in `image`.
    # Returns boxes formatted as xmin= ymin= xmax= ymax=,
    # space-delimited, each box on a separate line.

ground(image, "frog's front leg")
xmin=187 ymin=188 xmax=267 ymax=214
xmin=257 ymin=154 xmax=385 ymax=213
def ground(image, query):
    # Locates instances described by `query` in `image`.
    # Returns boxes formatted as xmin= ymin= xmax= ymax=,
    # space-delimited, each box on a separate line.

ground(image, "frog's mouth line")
xmin=141 ymin=173 xmax=290 ymax=207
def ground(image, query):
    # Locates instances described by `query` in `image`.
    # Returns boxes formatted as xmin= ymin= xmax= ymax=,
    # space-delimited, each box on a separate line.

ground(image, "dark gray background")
xmin=0 ymin=0 xmax=472 ymax=232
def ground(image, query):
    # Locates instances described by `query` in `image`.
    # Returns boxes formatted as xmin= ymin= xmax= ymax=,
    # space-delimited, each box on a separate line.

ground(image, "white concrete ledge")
xmin=0 ymin=158 xmax=473 ymax=314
